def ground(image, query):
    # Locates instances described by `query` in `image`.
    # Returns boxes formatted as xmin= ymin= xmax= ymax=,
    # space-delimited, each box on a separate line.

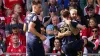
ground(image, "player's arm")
xmin=57 ymin=31 xmax=72 ymax=38
xmin=23 ymin=23 xmax=27 ymax=32
xmin=76 ymin=24 xmax=86 ymax=30
xmin=28 ymin=22 xmax=46 ymax=40
xmin=68 ymin=21 xmax=86 ymax=35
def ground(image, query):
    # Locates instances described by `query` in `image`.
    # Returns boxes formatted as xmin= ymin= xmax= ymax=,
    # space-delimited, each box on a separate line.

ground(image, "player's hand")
xmin=40 ymin=35 xmax=46 ymax=41
xmin=56 ymin=32 xmax=63 ymax=38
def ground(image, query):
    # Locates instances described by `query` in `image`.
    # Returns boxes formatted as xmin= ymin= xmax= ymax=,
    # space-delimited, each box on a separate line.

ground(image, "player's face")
xmin=35 ymin=4 xmax=42 ymax=14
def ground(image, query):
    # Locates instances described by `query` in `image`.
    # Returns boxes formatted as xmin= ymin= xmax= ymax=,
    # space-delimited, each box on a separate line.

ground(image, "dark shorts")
xmin=26 ymin=32 xmax=45 ymax=56
xmin=62 ymin=38 xmax=84 ymax=56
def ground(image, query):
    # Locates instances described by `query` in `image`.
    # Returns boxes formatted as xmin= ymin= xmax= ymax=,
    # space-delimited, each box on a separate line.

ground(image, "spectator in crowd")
xmin=6 ymin=35 xmax=26 ymax=56
xmin=94 ymin=0 xmax=100 ymax=15
xmin=57 ymin=0 xmax=67 ymax=9
xmin=84 ymin=0 xmax=95 ymax=16
xmin=67 ymin=0 xmax=84 ymax=17
xmin=82 ymin=17 xmax=98 ymax=38
xmin=88 ymin=26 xmax=100 ymax=53
xmin=3 ymin=0 xmax=25 ymax=17
xmin=43 ymin=6 xmax=58 ymax=27
xmin=51 ymin=16 xmax=60 ymax=26
xmin=43 ymin=15 xmax=60 ymax=27
xmin=50 ymin=38 xmax=62 ymax=56
xmin=84 ymin=5 xmax=100 ymax=27
xmin=0 ymin=33 xmax=6 ymax=53
xmin=26 ymin=1 xmax=46 ymax=56
xmin=48 ymin=0 xmax=59 ymax=14
xmin=6 ymin=4 xmax=25 ymax=25
xmin=69 ymin=8 xmax=87 ymax=27
xmin=5 ymin=14 xmax=24 ymax=36
xmin=46 ymin=24 xmax=55 ymax=52
xmin=46 ymin=24 xmax=54 ymax=40
xmin=6 ymin=24 xmax=26 ymax=46
xmin=80 ymin=0 xmax=87 ymax=10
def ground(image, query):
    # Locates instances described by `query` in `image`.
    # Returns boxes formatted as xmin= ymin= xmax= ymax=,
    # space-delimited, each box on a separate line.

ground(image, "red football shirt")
xmin=81 ymin=28 xmax=93 ymax=38
xmin=6 ymin=44 xmax=26 ymax=56
xmin=6 ymin=33 xmax=26 ymax=46
xmin=3 ymin=0 xmax=24 ymax=10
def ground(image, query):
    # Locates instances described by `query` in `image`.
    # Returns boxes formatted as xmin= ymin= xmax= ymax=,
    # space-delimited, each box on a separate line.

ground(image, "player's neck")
xmin=31 ymin=11 xmax=37 ymax=14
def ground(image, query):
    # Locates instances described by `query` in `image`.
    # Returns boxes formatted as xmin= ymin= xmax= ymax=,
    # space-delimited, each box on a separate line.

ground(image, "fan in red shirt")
xmin=6 ymin=35 xmax=26 ymax=56
xmin=51 ymin=38 xmax=61 ymax=56
xmin=6 ymin=24 xmax=26 ymax=46
xmin=3 ymin=0 xmax=25 ymax=17
xmin=6 ymin=3 xmax=25 ymax=25
xmin=81 ymin=17 xmax=100 ymax=39
xmin=3 ymin=0 xmax=24 ymax=10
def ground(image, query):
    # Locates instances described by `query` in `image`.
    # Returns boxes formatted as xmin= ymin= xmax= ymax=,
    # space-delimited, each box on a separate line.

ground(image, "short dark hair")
xmin=61 ymin=9 xmax=70 ymax=18
xmin=32 ymin=1 xmax=41 ymax=5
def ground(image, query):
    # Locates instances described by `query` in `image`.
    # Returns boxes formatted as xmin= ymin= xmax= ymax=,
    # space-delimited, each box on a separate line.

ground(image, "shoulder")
xmin=7 ymin=45 xmax=12 ymax=49
xmin=20 ymin=45 xmax=26 ymax=49
xmin=57 ymin=21 xmax=64 ymax=27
